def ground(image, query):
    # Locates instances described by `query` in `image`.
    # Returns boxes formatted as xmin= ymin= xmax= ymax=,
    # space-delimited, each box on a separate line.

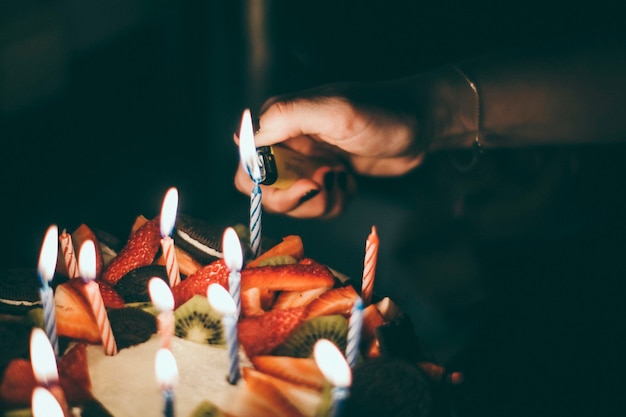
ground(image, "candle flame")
xmin=238 ymin=109 xmax=261 ymax=182
xmin=32 ymin=387 xmax=64 ymax=417
xmin=155 ymin=348 xmax=178 ymax=388
xmin=222 ymin=227 xmax=243 ymax=272
xmin=149 ymin=278 xmax=174 ymax=312
xmin=30 ymin=328 xmax=59 ymax=384
xmin=160 ymin=187 xmax=179 ymax=238
xmin=37 ymin=225 xmax=58 ymax=284
xmin=207 ymin=283 xmax=236 ymax=316
xmin=314 ymin=339 xmax=352 ymax=388
xmin=78 ymin=240 xmax=97 ymax=281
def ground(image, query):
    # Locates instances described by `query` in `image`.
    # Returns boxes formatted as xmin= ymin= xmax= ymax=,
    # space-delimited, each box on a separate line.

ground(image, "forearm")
xmin=431 ymin=39 xmax=626 ymax=150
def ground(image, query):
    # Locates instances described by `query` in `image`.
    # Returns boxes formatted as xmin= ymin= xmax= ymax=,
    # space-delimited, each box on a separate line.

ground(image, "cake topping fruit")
xmin=172 ymin=260 xmax=230 ymax=308
xmin=241 ymin=259 xmax=335 ymax=292
xmin=238 ymin=306 xmax=307 ymax=358
xmin=54 ymin=281 xmax=100 ymax=343
xmin=272 ymin=315 xmax=348 ymax=359
xmin=174 ymin=294 xmax=225 ymax=345
xmin=250 ymin=356 xmax=326 ymax=391
xmin=101 ymin=216 xmax=161 ymax=285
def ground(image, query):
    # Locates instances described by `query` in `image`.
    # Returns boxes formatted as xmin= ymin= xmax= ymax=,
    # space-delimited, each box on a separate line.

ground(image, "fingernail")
xmin=298 ymin=189 xmax=320 ymax=204
xmin=324 ymin=172 xmax=335 ymax=192
xmin=337 ymin=171 xmax=348 ymax=190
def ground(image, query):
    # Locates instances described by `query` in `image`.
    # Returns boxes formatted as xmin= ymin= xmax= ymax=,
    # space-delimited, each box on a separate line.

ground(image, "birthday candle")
xmin=58 ymin=229 xmax=79 ymax=279
xmin=207 ymin=283 xmax=240 ymax=384
xmin=155 ymin=348 xmax=178 ymax=417
xmin=238 ymin=109 xmax=263 ymax=258
xmin=345 ymin=297 xmax=363 ymax=368
xmin=160 ymin=187 xmax=181 ymax=287
xmin=361 ymin=226 xmax=379 ymax=305
xmin=222 ymin=227 xmax=243 ymax=317
xmin=30 ymin=328 xmax=70 ymax=416
xmin=37 ymin=225 xmax=60 ymax=357
xmin=314 ymin=339 xmax=352 ymax=417
xmin=79 ymin=240 xmax=118 ymax=356
xmin=149 ymin=277 xmax=175 ymax=350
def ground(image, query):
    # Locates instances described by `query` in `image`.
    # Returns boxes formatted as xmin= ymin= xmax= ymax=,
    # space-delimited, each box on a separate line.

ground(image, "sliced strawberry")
xmin=238 ymin=307 xmax=307 ymax=358
xmin=251 ymin=356 xmax=326 ymax=391
xmin=96 ymin=280 xmax=125 ymax=309
xmin=59 ymin=343 xmax=93 ymax=405
xmin=172 ymin=259 xmax=229 ymax=308
xmin=55 ymin=282 xmax=100 ymax=343
xmin=101 ymin=216 xmax=161 ymax=286
xmin=241 ymin=287 xmax=264 ymax=317
xmin=72 ymin=224 xmax=104 ymax=279
xmin=242 ymin=367 xmax=306 ymax=417
xmin=241 ymin=259 xmax=335 ymax=293
xmin=361 ymin=303 xmax=386 ymax=346
xmin=247 ymin=235 xmax=305 ymax=268
xmin=272 ymin=286 xmax=331 ymax=311
xmin=304 ymin=285 xmax=358 ymax=319
xmin=0 ymin=358 xmax=35 ymax=408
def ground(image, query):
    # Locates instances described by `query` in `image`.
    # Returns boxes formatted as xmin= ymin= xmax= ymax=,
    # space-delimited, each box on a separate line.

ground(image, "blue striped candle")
xmin=345 ymin=297 xmax=363 ymax=368
xmin=37 ymin=225 xmax=59 ymax=357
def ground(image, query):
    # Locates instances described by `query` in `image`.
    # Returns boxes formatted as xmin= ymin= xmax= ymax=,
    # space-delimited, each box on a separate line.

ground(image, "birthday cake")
xmin=0 ymin=213 xmax=455 ymax=417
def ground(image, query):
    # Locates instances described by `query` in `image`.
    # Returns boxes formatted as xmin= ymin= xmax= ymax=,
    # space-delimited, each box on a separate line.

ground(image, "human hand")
xmin=234 ymin=73 xmax=457 ymax=218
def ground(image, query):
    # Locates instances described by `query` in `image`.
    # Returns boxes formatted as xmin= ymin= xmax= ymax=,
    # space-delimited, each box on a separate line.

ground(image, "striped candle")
xmin=160 ymin=187 xmax=181 ymax=287
xmin=345 ymin=297 xmax=363 ymax=368
xmin=37 ymin=225 xmax=59 ymax=357
xmin=361 ymin=226 xmax=379 ymax=305
xmin=79 ymin=240 xmax=118 ymax=356
xmin=238 ymin=109 xmax=263 ymax=259
xmin=207 ymin=283 xmax=240 ymax=384
xmin=149 ymin=278 xmax=175 ymax=350
xmin=223 ymin=227 xmax=243 ymax=317
xmin=58 ymin=229 xmax=79 ymax=279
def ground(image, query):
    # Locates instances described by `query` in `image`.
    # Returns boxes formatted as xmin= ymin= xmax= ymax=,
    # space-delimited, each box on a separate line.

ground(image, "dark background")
xmin=2 ymin=1 xmax=626 ymax=416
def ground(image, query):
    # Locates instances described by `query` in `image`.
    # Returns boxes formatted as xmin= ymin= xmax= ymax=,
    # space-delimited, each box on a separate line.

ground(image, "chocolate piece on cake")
xmin=114 ymin=264 xmax=169 ymax=303
xmin=173 ymin=214 xmax=224 ymax=264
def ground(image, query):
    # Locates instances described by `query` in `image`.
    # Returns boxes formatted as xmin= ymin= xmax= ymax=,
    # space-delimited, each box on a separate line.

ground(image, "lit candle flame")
xmin=32 ymin=387 xmax=64 ymax=417
xmin=155 ymin=348 xmax=178 ymax=389
xmin=37 ymin=225 xmax=59 ymax=286
xmin=160 ymin=187 xmax=179 ymax=238
xmin=238 ymin=109 xmax=261 ymax=182
xmin=222 ymin=227 xmax=243 ymax=272
xmin=149 ymin=278 xmax=174 ymax=312
xmin=207 ymin=283 xmax=236 ymax=316
xmin=314 ymin=339 xmax=352 ymax=388
xmin=30 ymin=328 xmax=59 ymax=385
xmin=78 ymin=240 xmax=97 ymax=281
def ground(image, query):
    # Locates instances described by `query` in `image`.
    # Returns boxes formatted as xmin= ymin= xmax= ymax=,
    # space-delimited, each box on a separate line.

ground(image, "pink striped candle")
xmin=79 ymin=240 xmax=118 ymax=356
xmin=149 ymin=277 xmax=175 ymax=350
xmin=160 ymin=187 xmax=181 ymax=287
xmin=361 ymin=226 xmax=379 ymax=305
xmin=59 ymin=229 xmax=79 ymax=279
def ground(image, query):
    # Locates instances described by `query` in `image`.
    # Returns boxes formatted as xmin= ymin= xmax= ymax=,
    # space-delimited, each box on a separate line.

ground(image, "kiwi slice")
xmin=114 ymin=265 xmax=169 ymax=303
xmin=108 ymin=307 xmax=157 ymax=350
xmin=273 ymin=315 xmax=349 ymax=358
xmin=256 ymin=255 xmax=297 ymax=267
xmin=174 ymin=295 xmax=225 ymax=346
xmin=189 ymin=400 xmax=224 ymax=417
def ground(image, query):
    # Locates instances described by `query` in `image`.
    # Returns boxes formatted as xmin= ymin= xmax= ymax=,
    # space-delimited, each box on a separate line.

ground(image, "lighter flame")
xmin=160 ymin=187 xmax=179 ymax=238
xmin=314 ymin=339 xmax=352 ymax=388
xmin=155 ymin=348 xmax=178 ymax=388
xmin=32 ymin=387 xmax=64 ymax=417
xmin=149 ymin=278 xmax=174 ymax=312
xmin=30 ymin=328 xmax=59 ymax=384
xmin=207 ymin=283 xmax=236 ymax=316
xmin=222 ymin=227 xmax=243 ymax=272
xmin=238 ymin=109 xmax=261 ymax=181
xmin=78 ymin=240 xmax=97 ymax=281
xmin=37 ymin=225 xmax=58 ymax=284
